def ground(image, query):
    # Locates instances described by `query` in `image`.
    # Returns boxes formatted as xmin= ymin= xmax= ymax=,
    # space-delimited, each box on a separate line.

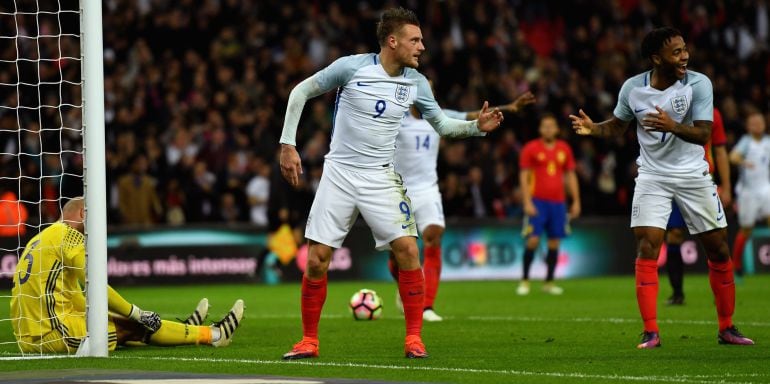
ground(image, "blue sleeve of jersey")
xmin=613 ymin=78 xmax=635 ymax=122
xmin=690 ymin=74 xmax=714 ymax=122
xmin=314 ymin=55 xmax=364 ymax=92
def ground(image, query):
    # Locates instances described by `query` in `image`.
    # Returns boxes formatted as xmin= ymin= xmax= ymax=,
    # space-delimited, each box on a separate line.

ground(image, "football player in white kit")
xmin=278 ymin=8 xmax=504 ymax=359
xmin=570 ymin=27 xmax=753 ymax=348
xmin=390 ymin=93 xmax=535 ymax=322
xmin=729 ymin=111 xmax=770 ymax=275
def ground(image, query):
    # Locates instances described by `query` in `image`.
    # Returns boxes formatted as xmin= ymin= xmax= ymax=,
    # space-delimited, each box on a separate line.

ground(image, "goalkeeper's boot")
xmin=180 ymin=298 xmax=209 ymax=326
xmin=283 ymin=337 xmax=319 ymax=360
xmin=636 ymin=331 xmax=661 ymax=349
xmin=212 ymin=299 xmax=244 ymax=348
xmin=404 ymin=335 xmax=428 ymax=358
xmin=718 ymin=326 xmax=754 ymax=345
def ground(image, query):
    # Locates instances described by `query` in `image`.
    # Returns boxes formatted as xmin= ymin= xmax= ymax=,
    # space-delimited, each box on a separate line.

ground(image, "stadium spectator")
xmin=117 ymin=154 xmax=162 ymax=226
xmin=2 ymin=1 xmax=768 ymax=224
xmin=246 ymin=157 xmax=271 ymax=227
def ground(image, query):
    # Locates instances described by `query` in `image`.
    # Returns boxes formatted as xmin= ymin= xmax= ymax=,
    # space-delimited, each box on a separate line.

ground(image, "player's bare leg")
xmin=633 ymin=226 xmax=664 ymax=349
xmin=421 ymin=224 xmax=444 ymax=321
xmin=518 ymin=235 xmax=540 ymax=295
xmin=392 ymin=236 xmax=428 ymax=358
xmin=283 ymin=240 xmax=332 ymax=359
xmin=698 ymin=229 xmax=753 ymax=345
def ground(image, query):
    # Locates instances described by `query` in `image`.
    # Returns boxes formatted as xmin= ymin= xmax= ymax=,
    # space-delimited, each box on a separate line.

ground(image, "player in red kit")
xmin=518 ymin=114 xmax=580 ymax=295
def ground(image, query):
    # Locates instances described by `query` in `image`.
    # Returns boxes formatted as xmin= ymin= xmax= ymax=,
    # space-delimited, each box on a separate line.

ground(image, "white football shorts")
xmin=736 ymin=185 xmax=770 ymax=227
xmin=305 ymin=161 xmax=417 ymax=251
xmin=404 ymin=185 xmax=445 ymax=234
xmin=630 ymin=173 xmax=727 ymax=234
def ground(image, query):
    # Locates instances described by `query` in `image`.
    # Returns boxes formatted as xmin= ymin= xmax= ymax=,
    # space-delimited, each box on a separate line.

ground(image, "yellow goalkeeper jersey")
xmin=11 ymin=222 xmax=87 ymax=339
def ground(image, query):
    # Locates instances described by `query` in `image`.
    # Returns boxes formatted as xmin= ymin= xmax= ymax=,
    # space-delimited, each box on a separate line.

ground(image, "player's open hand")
xmin=569 ymin=109 xmax=594 ymax=135
xmin=509 ymin=91 xmax=536 ymax=113
xmin=280 ymin=144 xmax=303 ymax=187
xmin=642 ymin=106 xmax=676 ymax=132
xmin=477 ymin=101 xmax=504 ymax=132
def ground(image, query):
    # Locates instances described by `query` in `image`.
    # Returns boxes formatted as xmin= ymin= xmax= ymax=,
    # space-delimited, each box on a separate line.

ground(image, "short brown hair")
xmin=376 ymin=7 xmax=420 ymax=46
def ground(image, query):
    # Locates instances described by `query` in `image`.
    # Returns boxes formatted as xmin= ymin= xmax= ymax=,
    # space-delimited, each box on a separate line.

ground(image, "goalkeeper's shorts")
xmin=17 ymin=316 xmax=118 ymax=353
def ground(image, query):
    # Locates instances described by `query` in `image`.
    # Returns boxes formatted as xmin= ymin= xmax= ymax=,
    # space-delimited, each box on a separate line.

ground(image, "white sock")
xmin=211 ymin=326 xmax=221 ymax=342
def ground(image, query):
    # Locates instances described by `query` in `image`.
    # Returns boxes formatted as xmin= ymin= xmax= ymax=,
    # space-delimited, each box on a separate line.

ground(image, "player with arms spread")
xmin=390 ymin=92 xmax=535 ymax=321
xmin=11 ymin=197 xmax=244 ymax=353
xmin=279 ymin=7 xmax=503 ymax=359
xmin=569 ymin=27 xmax=753 ymax=348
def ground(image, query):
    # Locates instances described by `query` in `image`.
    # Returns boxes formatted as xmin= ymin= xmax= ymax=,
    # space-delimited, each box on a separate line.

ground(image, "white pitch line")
xmin=161 ymin=313 xmax=770 ymax=328
xmin=110 ymin=356 xmax=765 ymax=384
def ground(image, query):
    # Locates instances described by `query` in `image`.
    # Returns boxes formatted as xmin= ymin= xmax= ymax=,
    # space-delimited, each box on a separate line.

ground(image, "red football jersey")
xmin=519 ymin=139 xmax=576 ymax=202
xmin=704 ymin=108 xmax=726 ymax=174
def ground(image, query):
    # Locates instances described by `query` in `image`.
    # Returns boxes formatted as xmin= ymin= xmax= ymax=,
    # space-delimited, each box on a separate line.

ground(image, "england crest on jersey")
xmin=671 ymin=95 xmax=688 ymax=115
xmin=395 ymin=84 xmax=410 ymax=103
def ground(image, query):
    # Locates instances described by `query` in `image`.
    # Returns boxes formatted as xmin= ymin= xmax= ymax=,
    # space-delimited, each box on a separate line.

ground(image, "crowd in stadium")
xmin=3 ymin=0 xmax=768 ymax=229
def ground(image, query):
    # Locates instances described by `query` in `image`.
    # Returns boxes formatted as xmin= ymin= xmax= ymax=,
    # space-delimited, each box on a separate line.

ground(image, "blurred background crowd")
xmin=1 ymin=0 xmax=768 ymax=231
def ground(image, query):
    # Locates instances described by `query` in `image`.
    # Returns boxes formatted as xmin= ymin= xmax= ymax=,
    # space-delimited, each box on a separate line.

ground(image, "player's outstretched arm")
xmin=569 ymin=109 xmax=628 ymax=137
xmin=465 ymin=91 xmax=536 ymax=120
xmin=477 ymin=101 xmax=504 ymax=132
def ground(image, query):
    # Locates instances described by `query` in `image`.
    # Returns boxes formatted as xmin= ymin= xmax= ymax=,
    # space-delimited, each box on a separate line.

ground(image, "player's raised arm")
xmin=463 ymin=91 xmax=535 ymax=120
xmin=569 ymin=109 xmax=629 ymax=137
xmin=414 ymin=74 xmax=502 ymax=137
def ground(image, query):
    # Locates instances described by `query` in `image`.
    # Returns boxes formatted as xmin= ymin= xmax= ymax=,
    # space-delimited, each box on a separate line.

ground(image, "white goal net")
xmin=0 ymin=0 xmax=107 ymax=357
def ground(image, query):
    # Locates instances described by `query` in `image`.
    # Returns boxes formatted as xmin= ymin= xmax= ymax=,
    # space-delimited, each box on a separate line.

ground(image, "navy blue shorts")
xmin=667 ymin=201 xmax=686 ymax=229
xmin=523 ymin=199 xmax=569 ymax=239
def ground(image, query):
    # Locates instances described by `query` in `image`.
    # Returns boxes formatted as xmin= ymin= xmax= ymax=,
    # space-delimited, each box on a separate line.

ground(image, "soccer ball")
xmin=349 ymin=289 xmax=383 ymax=320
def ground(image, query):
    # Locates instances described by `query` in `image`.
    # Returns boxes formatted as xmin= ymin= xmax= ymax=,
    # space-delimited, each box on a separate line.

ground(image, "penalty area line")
xmin=111 ymin=355 xmax=764 ymax=384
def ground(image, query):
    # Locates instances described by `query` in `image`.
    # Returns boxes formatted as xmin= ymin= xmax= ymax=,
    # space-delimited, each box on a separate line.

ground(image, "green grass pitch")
xmin=1 ymin=275 xmax=768 ymax=383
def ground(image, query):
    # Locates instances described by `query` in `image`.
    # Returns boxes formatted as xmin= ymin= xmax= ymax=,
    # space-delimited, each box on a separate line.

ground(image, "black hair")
xmin=641 ymin=27 xmax=683 ymax=60
xmin=376 ymin=7 xmax=420 ymax=46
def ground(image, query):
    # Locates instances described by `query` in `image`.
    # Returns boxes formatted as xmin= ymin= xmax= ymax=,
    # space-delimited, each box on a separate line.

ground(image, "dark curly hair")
xmin=376 ymin=7 xmax=420 ymax=46
xmin=641 ymin=27 xmax=683 ymax=60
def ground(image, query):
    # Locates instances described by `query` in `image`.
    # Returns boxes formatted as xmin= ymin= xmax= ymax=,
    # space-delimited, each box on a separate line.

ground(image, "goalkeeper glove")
xmin=128 ymin=304 xmax=161 ymax=333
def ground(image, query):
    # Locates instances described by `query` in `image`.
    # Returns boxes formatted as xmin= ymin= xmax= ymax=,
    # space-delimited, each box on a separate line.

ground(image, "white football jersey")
xmin=733 ymin=134 xmax=770 ymax=191
xmin=394 ymin=109 xmax=466 ymax=191
xmin=614 ymin=70 xmax=713 ymax=178
xmin=312 ymin=53 xmax=460 ymax=170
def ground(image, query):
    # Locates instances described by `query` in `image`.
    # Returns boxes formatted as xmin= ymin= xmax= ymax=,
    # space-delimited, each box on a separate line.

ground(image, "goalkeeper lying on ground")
xmin=10 ymin=197 xmax=244 ymax=353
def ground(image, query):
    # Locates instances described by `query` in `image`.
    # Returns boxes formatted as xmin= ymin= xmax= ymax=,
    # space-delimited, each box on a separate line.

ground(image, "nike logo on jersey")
xmin=716 ymin=214 xmax=724 ymax=221
xmin=401 ymin=222 xmax=415 ymax=229
xmin=357 ymin=82 xmax=372 ymax=87
xmin=634 ymin=107 xmax=647 ymax=113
